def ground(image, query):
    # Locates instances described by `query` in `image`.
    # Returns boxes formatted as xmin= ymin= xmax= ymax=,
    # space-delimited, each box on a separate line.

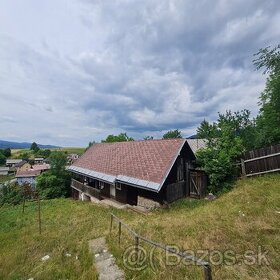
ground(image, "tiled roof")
xmin=186 ymin=139 xmax=207 ymax=154
xmin=16 ymin=169 xmax=41 ymax=178
xmin=69 ymin=139 xmax=186 ymax=191
xmin=31 ymin=164 xmax=50 ymax=171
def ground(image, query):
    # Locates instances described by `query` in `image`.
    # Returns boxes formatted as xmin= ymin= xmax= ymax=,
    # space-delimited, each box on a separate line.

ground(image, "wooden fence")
xmin=109 ymin=213 xmax=212 ymax=280
xmin=241 ymin=143 xmax=280 ymax=177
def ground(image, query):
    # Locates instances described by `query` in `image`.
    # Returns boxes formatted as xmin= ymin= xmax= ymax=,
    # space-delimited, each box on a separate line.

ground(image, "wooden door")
xmin=189 ymin=171 xmax=207 ymax=198
xmin=110 ymin=184 xmax=116 ymax=198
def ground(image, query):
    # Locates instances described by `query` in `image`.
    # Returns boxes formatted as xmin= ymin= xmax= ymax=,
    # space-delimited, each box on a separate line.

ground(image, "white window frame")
xmin=115 ymin=182 xmax=122 ymax=190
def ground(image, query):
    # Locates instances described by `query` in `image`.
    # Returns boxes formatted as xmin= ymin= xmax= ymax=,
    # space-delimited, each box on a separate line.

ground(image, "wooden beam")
xmin=244 ymin=152 xmax=280 ymax=163
xmin=246 ymin=168 xmax=280 ymax=177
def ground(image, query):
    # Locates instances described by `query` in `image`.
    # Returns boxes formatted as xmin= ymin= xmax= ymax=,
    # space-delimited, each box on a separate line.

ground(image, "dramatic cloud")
xmin=0 ymin=0 xmax=279 ymax=146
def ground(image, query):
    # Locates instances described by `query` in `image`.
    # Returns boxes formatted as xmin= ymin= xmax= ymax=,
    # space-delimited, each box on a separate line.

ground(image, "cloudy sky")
xmin=0 ymin=0 xmax=279 ymax=146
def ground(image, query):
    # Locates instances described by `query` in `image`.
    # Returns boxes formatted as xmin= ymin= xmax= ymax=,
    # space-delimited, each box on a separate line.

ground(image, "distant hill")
xmin=0 ymin=140 xmax=59 ymax=149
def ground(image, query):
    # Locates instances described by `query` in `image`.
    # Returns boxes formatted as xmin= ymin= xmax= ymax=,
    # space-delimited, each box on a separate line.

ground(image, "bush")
xmin=0 ymin=184 xmax=23 ymax=205
xmin=36 ymin=172 xmax=71 ymax=199
xmin=197 ymin=110 xmax=252 ymax=193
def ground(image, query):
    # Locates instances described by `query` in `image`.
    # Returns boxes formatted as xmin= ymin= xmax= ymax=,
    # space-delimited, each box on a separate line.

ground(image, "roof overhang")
xmin=68 ymin=166 xmax=115 ymax=183
xmin=68 ymin=166 xmax=161 ymax=192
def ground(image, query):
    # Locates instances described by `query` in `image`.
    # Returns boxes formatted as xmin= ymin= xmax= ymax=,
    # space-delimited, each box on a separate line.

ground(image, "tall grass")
xmin=0 ymin=174 xmax=279 ymax=279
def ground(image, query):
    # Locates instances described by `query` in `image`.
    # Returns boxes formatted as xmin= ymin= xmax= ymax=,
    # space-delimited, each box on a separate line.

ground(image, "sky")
xmin=0 ymin=0 xmax=280 ymax=147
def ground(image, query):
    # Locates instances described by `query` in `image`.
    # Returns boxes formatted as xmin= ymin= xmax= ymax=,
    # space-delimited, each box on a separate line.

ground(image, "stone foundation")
xmin=137 ymin=196 xmax=160 ymax=210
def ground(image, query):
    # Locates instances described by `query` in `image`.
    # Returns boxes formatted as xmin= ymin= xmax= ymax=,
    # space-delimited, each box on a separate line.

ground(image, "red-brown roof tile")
xmin=16 ymin=169 xmax=41 ymax=178
xmin=72 ymin=139 xmax=185 ymax=184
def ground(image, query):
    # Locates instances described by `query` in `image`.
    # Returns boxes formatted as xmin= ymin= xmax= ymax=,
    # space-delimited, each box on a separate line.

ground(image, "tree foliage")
xmin=49 ymin=151 xmax=67 ymax=176
xmin=30 ymin=142 xmax=40 ymax=152
xmin=197 ymin=110 xmax=256 ymax=193
xmin=0 ymin=152 xmax=6 ymax=165
xmin=36 ymin=149 xmax=51 ymax=158
xmin=0 ymin=184 xmax=23 ymax=205
xmin=36 ymin=173 xmax=70 ymax=199
xmin=162 ymin=129 xmax=182 ymax=139
xmin=254 ymin=45 xmax=280 ymax=146
xmin=86 ymin=141 xmax=96 ymax=151
xmin=101 ymin=133 xmax=134 ymax=143
xmin=2 ymin=148 xmax=11 ymax=157
xmin=36 ymin=151 xmax=70 ymax=199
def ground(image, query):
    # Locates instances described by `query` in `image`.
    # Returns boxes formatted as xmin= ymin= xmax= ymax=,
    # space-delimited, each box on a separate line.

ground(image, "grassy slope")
xmin=0 ymin=175 xmax=279 ymax=279
xmin=0 ymin=175 xmax=15 ymax=184
xmin=11 ymin=147 xmax=85 ymax=159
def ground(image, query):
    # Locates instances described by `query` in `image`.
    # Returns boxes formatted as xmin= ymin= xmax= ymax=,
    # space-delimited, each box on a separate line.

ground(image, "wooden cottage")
xmin=68 ymin=138 xmax=207 ymax=205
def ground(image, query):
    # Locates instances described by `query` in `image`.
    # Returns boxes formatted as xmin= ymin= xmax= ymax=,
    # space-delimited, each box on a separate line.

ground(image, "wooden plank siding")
xmin=242 ymin=143 xmax=280 ymax=176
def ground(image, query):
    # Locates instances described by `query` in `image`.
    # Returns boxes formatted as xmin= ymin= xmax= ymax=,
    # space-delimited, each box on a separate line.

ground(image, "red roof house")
xmin=68 ymin=139 xmax=207 ymax=205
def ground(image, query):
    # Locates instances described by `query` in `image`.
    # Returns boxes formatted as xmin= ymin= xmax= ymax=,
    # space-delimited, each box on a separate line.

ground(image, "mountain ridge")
xmin=0 ymin=140 xmax=59 ymax=149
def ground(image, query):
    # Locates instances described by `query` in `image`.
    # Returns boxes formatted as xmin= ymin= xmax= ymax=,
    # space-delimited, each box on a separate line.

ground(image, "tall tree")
xmin=0 ymin=152 xmax=6 ymax=165
xmin=49 ymin=151 xmax=67 ymax=176
xmin=3 ymin=148 xmax=11 ymax=158
xmin=162 ymin=129 xmax=182 ymax=139
xmin=254 ymin=45 xmax=280 ymax=146
xmin=37 ymin=151 xmax=70 ymax=199
xmin=30 ymin=142 xmax=40 ymax=152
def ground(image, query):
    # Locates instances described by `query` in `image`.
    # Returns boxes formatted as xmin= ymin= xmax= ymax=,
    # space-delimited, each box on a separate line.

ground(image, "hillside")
xmin=0 ymin=140 xmax=59 ymax=149
xmin=0 ymin=174 xmax=279 ymax=279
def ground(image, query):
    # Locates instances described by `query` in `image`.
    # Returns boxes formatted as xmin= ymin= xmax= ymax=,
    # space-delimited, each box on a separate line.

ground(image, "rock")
xmin=41 ymin=255 xmax=50 ymax=261
xmin=205 ymin=193 xmax=216 ymax=201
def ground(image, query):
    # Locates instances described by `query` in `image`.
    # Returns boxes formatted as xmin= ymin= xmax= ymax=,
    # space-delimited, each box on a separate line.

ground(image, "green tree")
xmin=162 ymin=129 xmax=182 ymax=139
xmin=36 ymin=151 xmax=70 ymax=199
xmin=0 ymin=152 xmax=6 ymax=165
xmin=196 ymin=110 xmax=256 ymax=193
xmin=36 ymin=173 xmax=70 ymax=199
xmin=101 ymin=133 xmax=134 ymax=143
xmin=49 ymin=151 xmax=67 ymax=176
xmin=30 ymin=142 xmax=40 ymax=152
xmin=3 ymin=148 xmax=11 ymax=157
xmin=36 ymin=149 xmax=51 ymax=158
xmin=20 ymin=152 xmax=30 ymax=161
xmin=86 ymin=141 xmax=96 ymax=150
xmin=254 ymin=45 xmax=280 ymax=146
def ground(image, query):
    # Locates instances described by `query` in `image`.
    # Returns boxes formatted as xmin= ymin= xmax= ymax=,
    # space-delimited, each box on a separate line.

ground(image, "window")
xmin=115 ymin=183 xmax=122 ymax=190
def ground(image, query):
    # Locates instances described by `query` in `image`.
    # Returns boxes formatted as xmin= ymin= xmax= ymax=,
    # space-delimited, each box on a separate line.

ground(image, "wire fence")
xmin=109 ymin=213 xmax=212 ymax=280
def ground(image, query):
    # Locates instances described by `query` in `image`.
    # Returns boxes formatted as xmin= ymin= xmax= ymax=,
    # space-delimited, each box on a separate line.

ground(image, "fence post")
xmin=203 ymin=265 xmax=212 ymax=280
xmin=22 ymin=196 xmax=25 ymax=214
xmin=135 ymin=235 xmax=139 ymax=259
xmin=37 ymin=193 xmax=42 ymax=234
xmin=109 ymin=214 xmax=113 ymax=234
xmin=118 ymin=221 xmax=121 ymax=247
xmin=241 ymin=159 xmax=246 ymax=177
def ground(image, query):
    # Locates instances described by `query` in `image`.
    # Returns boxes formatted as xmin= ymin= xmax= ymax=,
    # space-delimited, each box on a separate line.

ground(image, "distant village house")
xmin=15 ymin=163 xmax=50 ymax=186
